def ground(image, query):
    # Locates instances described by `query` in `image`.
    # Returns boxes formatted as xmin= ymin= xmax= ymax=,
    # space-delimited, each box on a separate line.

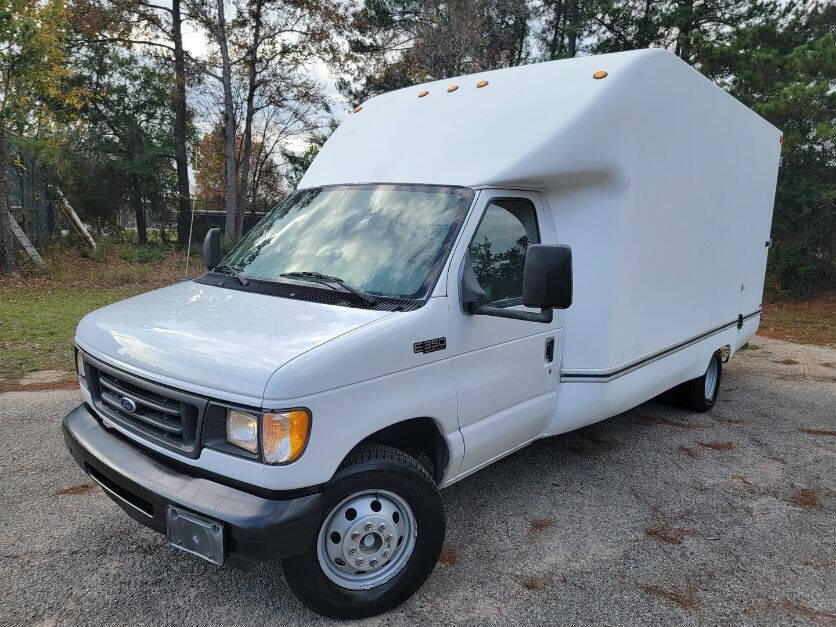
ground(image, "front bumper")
xmin=62 ymin=403 xmax=322 ymax=563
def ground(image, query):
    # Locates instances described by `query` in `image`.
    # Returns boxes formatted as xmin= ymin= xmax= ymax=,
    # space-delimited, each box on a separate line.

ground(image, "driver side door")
xmin=447 ymin=190 xmax=558 ymax=478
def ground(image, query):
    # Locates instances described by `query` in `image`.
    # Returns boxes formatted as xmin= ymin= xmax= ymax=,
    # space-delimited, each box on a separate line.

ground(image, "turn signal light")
xmin=262 ymin=410 xmax=311 ymax=464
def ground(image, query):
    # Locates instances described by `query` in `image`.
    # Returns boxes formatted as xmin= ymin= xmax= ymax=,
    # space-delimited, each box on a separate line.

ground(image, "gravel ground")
xmin=1 ymin=336 xmax=833 ymax=626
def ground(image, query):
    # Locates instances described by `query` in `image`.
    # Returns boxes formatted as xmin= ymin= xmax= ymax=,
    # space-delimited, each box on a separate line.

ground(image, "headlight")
xmin=262 ymin=410 xmax=310 ymax=464
xmin=75 ymin=348 xmax=87 ymax=388
xmin=226 ymin=410 xmax=258 ymax=453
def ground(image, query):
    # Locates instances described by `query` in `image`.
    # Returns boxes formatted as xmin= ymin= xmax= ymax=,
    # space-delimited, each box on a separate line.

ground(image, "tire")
xmin=675 ymin=350 xmax=722 ymax=412
xmin=282 ymin=445 xmax=445 ymax=619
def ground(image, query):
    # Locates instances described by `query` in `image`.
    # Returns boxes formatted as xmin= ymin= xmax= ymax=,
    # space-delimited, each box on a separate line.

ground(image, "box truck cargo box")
xmin=63 ymin=49 xmax=781 ymax=618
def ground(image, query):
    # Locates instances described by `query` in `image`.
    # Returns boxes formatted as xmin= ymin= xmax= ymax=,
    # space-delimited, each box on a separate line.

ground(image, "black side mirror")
xmin=523 ymin=244 xmax=572 ymax=310
xmin=460 ymin=244 xmax=572 ymax=324
xmin=203 ymin=228 xmax=221 ymax=271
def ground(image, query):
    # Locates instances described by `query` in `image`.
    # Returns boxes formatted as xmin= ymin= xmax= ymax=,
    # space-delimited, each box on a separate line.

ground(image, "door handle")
xmin=545 ymin=338 xmax=554 ymax=363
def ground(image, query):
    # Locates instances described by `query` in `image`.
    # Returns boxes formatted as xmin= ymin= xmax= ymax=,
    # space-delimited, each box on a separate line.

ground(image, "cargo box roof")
xmin=299 ymin=48 xmax=777 ymax=190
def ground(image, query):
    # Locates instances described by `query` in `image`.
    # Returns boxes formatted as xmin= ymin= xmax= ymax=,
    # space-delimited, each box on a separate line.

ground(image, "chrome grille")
xmin=86 ymin=356 xmax=207 ymax=457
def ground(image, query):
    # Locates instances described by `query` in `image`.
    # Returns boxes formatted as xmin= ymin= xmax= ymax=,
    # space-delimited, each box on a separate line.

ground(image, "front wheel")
xmin=282 ymin=445 xmax=445 ymax=619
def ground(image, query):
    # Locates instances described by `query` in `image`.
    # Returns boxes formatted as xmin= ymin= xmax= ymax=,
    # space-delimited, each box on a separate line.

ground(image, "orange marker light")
xmin=779 ymin=135 xmax=784 ymax=144
xmin=418 ymin=90 xmax=429 ymax=98
xmin=476 ymin=80 xmax=489 ymax=88
xmin=353 ymin=105 xmax=362 ymax=113
xmin=593 ymin=70 xmax=608 ymax=79
xmin=261 ymin=410 xmax=311 ymax=464
xmin=447 ymin=84 xmax=459 ymax=92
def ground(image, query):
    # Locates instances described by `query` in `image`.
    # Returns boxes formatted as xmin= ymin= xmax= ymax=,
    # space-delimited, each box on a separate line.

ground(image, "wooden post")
xmin=6 ymin=210 xmax=44 ymax=266
xmin=53 ymin=186 xmax=96 ymax=249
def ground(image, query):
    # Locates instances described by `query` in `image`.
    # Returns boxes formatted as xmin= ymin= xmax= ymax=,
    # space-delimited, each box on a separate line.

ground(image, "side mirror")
xmin=460 ymin=244 xmax=572 ymax=324
xmin=522 ymin=244 xmax=572 ymax=310
xmin=203 ymin=228 xmax=221 ymax=271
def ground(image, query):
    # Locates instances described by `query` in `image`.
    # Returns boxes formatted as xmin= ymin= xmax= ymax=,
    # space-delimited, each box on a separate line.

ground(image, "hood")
xmin=76 ymin=280 xmax=391 ymax=404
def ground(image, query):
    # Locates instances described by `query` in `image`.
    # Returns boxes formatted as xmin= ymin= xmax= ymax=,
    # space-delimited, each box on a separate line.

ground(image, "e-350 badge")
xmin=413 ymin=337 xmax=446 ymax=354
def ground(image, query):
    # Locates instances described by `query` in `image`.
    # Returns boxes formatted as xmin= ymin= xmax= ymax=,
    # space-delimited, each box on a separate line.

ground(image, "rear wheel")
xmin=282 ymin=445 xmax=445 ymax=619
xmin=675 ymin=350 xmax=722 ymax=412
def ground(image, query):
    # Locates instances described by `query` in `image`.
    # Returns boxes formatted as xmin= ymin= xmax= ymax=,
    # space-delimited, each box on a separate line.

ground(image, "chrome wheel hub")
xmin=704 ymin=357 xmax=718 ymax=400
xmin=317 ymin=489 xmax=416 ymax=590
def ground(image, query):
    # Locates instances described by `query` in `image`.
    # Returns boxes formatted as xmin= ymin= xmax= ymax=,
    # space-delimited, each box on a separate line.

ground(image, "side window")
xmin=469 ymin=198 xmax=540 ymax=304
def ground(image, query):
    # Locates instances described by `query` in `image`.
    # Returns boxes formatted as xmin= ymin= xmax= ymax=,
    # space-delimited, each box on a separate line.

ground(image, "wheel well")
xmin=355 ymin=418 xmax=449 ymax=484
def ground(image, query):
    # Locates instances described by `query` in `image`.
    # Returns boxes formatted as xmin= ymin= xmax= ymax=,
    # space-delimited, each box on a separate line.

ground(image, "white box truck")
xmin=63 ymin=49 xmax=781 ymax=618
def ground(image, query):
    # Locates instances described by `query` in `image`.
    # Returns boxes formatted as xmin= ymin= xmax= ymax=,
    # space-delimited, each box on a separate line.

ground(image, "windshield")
xmin=219 ymin=184 xmax=472 ymax=300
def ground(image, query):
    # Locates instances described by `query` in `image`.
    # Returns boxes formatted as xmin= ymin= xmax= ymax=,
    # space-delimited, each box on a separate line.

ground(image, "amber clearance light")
xmin=593 ymin=70 xmax=608 ymax=79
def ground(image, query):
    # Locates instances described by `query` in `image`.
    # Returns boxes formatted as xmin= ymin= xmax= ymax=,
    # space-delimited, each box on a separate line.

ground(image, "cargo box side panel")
xmin=551 ymin=51 xmax=780 ymax=385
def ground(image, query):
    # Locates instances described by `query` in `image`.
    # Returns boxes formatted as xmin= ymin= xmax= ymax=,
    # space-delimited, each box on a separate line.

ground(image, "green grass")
xmin=0 ymin=242 xmax=190 ymax=385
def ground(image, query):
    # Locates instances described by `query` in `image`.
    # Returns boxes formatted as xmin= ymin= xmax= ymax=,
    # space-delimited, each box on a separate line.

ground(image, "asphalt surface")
xmin=1 ymin=336 xmax=834 ymax=626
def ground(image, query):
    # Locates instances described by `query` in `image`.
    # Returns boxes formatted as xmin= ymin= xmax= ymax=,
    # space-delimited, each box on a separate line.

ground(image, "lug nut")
xmin=351 ymin=532 xmax=360 ymax=540
xmin=382 ymin=551 xmax=389 ymax=558
xmin=348 ymin=548 xmax=356 ymax=555
xmin=356 ymin=558 xmax=364 ymax=566
xmin=386 ymin=535 xmax=394 ymax=543
xmin=369 ymin=559 xmax=377 ymax=567
xmin=378 ymin=524 xmax=386 ymax=532
xmin=364 ymin=523 xmax=372 ymax=531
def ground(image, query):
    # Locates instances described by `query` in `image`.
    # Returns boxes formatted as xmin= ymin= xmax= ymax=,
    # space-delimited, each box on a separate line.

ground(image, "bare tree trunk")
xmin=237 ymin=0 xmax=262 ymax=239
xmin=567 ymin=0 xmax=578 ymax=57
xmin=216 ymin=0 xmax=238 ymax=242
xmin=172 ymin=0 xmax=192 ymax=246
xmin=676 ymin=0 xmax=695 ymax=61
xmin=0 ymin=135 xmax=18 ymax=273
xmin=131 ymin=172 xmax=147 ymax=244
xmin=548 ymin=0 xmax=564 ymax=60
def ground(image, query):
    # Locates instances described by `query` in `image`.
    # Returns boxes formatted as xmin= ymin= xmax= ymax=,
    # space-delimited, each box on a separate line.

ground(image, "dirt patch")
xmin=677 ymin=445 xmax=700 ymax=459
xmin=1 ymin=380 xmax=80 ymax=393
xmin=638 ymin=584 xmax=699 ymax=611
xmin=18 ymin=369 xmax=74 ymax=385
xmin=787 ymin=488 xmax=823 ymax=511
xmin=779 ymin=599 xmax=836 ymax=622
xmin=643 ymin=526 xmax=689 ymax=545
xmin=698 ymin=441 xmax=736 ymax=451
xmin=714 ymin=417 xmax=751 ymax=425
xmin=52 ymin=483 xmax=96 ymax=496
xmin=640 ymin=416 xmax=708 ymax=429
xmin=517 ymin=574 xmax=551 ymax=591
xmin=799 ymin=428 xmax=836 ymax=436
xmin=438 ymin=546 xmax=462 ymax=565
xmin=773 ymin=358 xmax=799 ymax=365
xmin=758 ymin=294 xmax=836 ymax=347
xmin=731 ymin=475 xmax=761 ymax=494
xmin=529 ymin=517 xmax=556 ymax=534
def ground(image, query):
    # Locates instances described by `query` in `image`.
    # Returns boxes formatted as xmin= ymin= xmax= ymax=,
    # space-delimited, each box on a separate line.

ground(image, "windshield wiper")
xmin=213 ymin=263 xmax=250 ymax=286
xmin=280 ymin=271 xmax=378 ymax=306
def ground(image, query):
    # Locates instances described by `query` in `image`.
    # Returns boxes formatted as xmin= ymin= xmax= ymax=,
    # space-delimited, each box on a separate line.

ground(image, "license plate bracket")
xmin=166 ymin=505 xmax=224 ymax=565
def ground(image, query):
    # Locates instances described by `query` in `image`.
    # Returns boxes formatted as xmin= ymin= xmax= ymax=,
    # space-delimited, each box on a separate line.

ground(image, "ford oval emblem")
xmin=120 ymin=397 xmax=137 ymax=413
